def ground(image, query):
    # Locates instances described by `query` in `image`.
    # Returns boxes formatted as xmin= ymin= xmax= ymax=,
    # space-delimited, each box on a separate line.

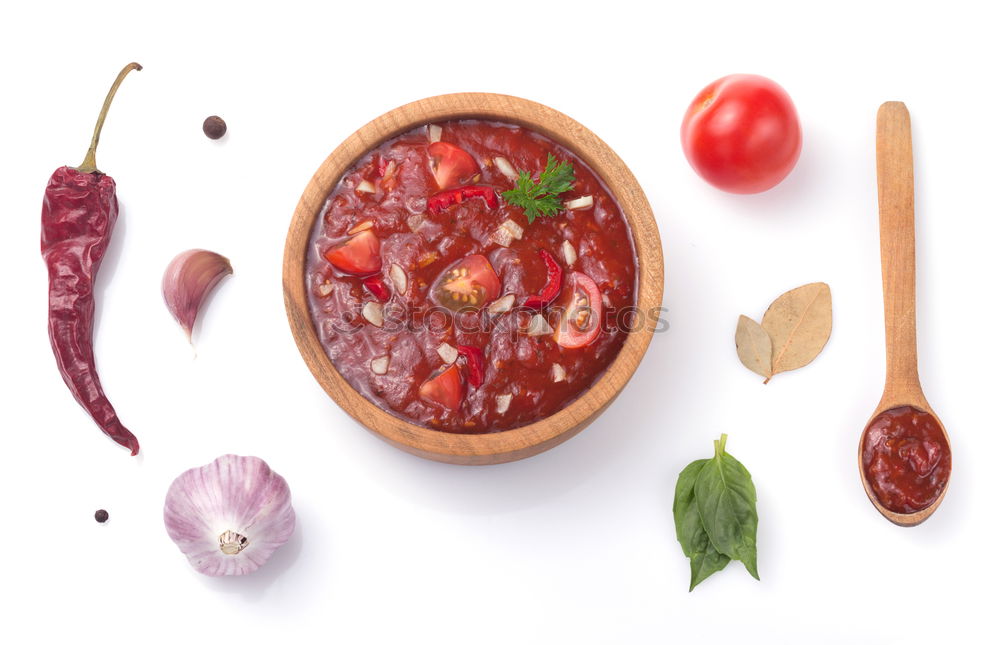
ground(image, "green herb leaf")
xmin=694 ymin=434 xmax=760 ymax=580
xmin=500 ymin=154 xmax=576 ymax=224
xmin=673 ymin=459 xmax=731 ymax=591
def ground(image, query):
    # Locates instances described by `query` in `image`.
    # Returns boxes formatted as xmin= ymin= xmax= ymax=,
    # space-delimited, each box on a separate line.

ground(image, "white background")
xmin=1 ymin=1 xmax=995 ymax=642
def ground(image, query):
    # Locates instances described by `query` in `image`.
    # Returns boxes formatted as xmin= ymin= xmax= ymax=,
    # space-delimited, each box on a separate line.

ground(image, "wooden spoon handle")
xmin=876 ymin=102 xmax=922 ymax=399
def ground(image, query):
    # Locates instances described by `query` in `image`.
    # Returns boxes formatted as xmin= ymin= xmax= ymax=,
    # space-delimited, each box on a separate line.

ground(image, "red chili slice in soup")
xmin=553 ymin=272 xmax=603 ymax=349
xmin=523 ymin=249 xmax=563 ymax=309
xmin=456 ymin=345 xmax=485 ymax=388
xmin=428 ymin=141 xmax=477 ymax=189
xmin=419 ymin=363 xmax=464 ymax=410
xmin=324 ymin=230 xmax=381 ymax=276
xmin=362 ymin=275 xmax=391 ymax=302
xmin=432 ymin=254 xmax=501 ymax=312
xmin=427 ymin=186 xmax=499 ymax=214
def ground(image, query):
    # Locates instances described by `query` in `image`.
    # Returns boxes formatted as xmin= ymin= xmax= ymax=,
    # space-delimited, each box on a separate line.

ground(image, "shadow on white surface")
xmin=355 ymin=325 xmax=677 ymax=516
xmin=703 ymin=121 xmax=827 ymax=221
xmin=357 ymin=418 xmax=635 ymax=515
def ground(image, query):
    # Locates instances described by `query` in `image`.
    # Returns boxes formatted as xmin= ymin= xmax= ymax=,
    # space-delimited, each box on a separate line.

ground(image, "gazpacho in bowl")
xmin=307 ymin=119 xmax=636 ymax=433
xmin=284 ymin=93 xmax=662 ymax=464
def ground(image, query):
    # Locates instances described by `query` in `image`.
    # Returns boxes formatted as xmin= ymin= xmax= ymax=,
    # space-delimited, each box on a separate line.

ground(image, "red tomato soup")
xmin=306 ymin=120 xmax=638 ymax=433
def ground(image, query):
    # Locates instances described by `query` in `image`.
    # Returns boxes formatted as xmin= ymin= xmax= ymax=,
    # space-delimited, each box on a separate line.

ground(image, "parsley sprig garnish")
xmin=501 ymin=154 xmax=576 ymax=224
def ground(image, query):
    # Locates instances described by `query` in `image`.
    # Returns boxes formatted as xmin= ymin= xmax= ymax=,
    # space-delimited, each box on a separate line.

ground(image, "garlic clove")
xmin=371 ymin=355 xmax=389 ymax=375
xmin=163 ymin=455 xmax=295 ymax=577
xmin=526 ymin=313 xmax=554 ymax=336
xmin=561 ymin=240 xmax=577 ymax=266
xmin=501 ymin=218 xmax=524 ymax=240
xmin=496 ymin=393 xmax=512 ymax=414
xmin=437 ymin=342 xmax=458 ymax=364
xmin=362 ymin=301 xmax=384 ymax=327
xmin=348 ymin=219 xmax=374 ymax=235
xmin=389 ymin=263 xmax=408 ymax=293
xmin=494 ymin=156 xmax=519 ymax=182
xmin=490 ymin=226 xmax=514 ymax=248
xmin=162 ymin=249 xmax=233 ymax=341
xmin=487 ymin=293 xmax=516 ymax=315
xmin=407 ymin=214 xmax=425 ymax=233
xmin=564 ymin=194 xmax=594 ymax=210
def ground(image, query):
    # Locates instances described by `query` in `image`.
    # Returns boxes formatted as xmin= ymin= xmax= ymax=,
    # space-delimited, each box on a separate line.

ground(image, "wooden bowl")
xmin=283 ymin=93 xmax=663 ymax=465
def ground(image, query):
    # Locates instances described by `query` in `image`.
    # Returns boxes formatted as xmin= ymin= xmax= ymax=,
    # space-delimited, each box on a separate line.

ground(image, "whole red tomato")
xmin=680 ymin=74 xmax=802 ymax=194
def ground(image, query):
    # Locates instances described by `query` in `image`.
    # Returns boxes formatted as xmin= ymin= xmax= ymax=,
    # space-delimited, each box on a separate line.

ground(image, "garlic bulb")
xmin=162 ymin=249 xmax=233 ymax=341
xmin=164 ymin=455 xmax=295 ymax=576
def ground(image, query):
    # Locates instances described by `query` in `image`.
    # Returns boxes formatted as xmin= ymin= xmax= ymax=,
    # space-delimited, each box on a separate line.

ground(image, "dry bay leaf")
xmin=760 ymin=282 xmax=832 ymax=383
xmin=735 ymin=315 xmax=773 ymax=379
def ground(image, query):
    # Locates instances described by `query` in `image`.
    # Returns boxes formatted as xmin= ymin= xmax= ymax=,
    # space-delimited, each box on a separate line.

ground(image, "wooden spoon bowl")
xmin=859 ymin=102 xmax=951 ymax=525
xmin=283 ymin=93 xmax=663 ymax=465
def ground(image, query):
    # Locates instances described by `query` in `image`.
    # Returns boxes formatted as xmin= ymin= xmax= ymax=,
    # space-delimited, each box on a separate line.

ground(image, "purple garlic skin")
xmin=162 ymin=249 xmax=232 ymax=340
xmin=164 ymin=455 xmax=295 ymax=576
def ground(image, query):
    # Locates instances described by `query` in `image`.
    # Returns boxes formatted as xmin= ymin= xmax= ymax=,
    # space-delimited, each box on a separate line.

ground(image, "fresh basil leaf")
xmin=688 ymin=545 xmax=732 ymax=591
xmin=694 ymin=435 xmax=759 ymax=580
xmin=673 ymin=459 xmax=731 ymax=591
xmin=673 ymin=459 xmax=708 ymax=557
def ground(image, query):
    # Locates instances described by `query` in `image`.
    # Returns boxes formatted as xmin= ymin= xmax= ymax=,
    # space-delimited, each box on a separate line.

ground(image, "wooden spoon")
xmin=858 ymin=101 xmax=951 ymax=526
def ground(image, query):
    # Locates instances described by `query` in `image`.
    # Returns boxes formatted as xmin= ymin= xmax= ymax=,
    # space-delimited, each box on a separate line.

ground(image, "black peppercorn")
xmin=94 ymin=509 xmax=110 ymax=523
xmin=202 ymin=115 xmax=227 ymax=140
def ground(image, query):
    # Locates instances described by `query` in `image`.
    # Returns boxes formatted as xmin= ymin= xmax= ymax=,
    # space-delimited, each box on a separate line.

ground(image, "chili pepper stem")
xmin=75 ymin=62 xmax=142 ymax=174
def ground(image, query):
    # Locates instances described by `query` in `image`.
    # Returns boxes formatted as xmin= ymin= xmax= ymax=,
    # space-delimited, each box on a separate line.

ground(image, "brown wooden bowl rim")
xmin=283 ymin=92 xmax=664 ymax=464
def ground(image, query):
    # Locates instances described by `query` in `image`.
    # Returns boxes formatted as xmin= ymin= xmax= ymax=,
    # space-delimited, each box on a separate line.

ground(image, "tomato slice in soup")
xmin=428 ymin=141 xmax=477 ymax=189
xmin=324 ymin=230 xmax=381 ymax=276
xmin=432 ymin=254 xmax=501 ymax=312
xmin=419 ymin=364 xmax=464 ymax=410
xmin=553 ymin=272 xmax=603 ymax=349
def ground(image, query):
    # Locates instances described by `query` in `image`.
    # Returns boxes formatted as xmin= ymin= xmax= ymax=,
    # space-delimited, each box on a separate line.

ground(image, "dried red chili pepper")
xmin=362 ymin=275 xmax=391 ymax=302
xmin=40 ymin=63 xmax=142 ymax=455
xmin=427 ymin=185 xmax=499 ymax=214
xmin=456 ymin=345 xmax=485 ymax=388
xmin=523 ymin=249 xmax=563 ymax=310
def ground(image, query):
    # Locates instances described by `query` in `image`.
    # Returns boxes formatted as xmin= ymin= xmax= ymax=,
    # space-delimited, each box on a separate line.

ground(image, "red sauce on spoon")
xmin=861 ymin=406 xmax=951 ymax=514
